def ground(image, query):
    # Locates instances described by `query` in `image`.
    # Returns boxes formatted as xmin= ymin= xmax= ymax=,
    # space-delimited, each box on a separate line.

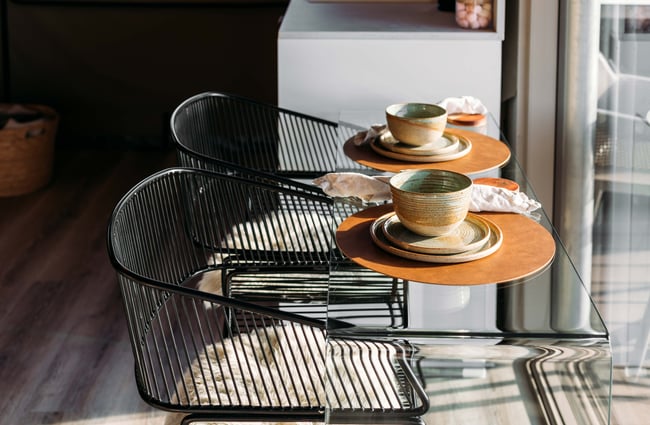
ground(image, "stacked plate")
xmin=370 ymin=212 xmax=503 ymax=264
xmin=370 ymin=131 xmax=472 ymax=163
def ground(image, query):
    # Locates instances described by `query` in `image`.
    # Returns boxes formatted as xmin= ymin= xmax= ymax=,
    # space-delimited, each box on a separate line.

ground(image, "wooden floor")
xmin=0 ymin=147 xmax=648 ymax=425
xmin=0 ymin=147 xmax=175 ymax=425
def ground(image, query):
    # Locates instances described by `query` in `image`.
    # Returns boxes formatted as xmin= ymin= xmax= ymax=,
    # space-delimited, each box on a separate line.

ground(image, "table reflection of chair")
xmin=594 ymin=111 xmax=650 ymax=217
xmin=594 ymin=110 xmax=650 ymax=375
xmin=108 ymin=168 xmax=427 ymax=424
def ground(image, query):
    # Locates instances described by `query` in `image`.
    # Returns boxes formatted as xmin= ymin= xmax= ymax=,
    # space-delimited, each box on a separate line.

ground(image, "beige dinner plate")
xmin=382 ymin=212 xmax=492 ymax=255
xmin=370 ymin=212 xmax=503 ymax=264
xmin=370 ymin=133 xmax=472 ymax=163
xmin=378 ymin=131 xmax=460 ymax=156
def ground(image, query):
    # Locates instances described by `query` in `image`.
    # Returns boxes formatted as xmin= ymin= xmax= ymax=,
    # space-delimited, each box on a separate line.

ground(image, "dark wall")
xmin=2 ymin=0 xmax=288 ymax=147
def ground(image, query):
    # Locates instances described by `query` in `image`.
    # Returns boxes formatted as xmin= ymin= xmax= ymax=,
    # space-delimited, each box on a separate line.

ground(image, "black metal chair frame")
xmin=108 ymin=168 xmax=428 ymax=423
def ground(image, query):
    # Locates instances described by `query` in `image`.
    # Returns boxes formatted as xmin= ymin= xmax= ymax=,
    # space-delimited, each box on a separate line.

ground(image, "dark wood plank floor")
xmin=0 ymin=147 xmax=175 ymax=425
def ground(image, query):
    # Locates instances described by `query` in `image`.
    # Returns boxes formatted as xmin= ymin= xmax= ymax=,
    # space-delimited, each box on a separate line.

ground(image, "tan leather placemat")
xmin=343 ymin=127 xmax=511 ymax=175
xmin=336 ymin=204 xmax=556 ymax=286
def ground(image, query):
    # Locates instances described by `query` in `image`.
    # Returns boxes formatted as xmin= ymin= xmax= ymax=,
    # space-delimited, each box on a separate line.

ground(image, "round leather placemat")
xmin=344 ymin=127 xmax=511 ymax=175
xmin=336 ymin=204 xmax=556 ymax=286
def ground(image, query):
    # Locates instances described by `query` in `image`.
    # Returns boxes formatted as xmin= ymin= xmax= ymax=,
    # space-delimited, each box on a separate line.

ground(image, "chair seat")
xmin=173 ymin=324 xmax=423 ymax=413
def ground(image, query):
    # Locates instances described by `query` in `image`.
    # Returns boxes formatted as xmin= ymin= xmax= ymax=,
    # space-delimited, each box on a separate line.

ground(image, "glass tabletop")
xmin=324 ymin=110 xmax=612 ymax=424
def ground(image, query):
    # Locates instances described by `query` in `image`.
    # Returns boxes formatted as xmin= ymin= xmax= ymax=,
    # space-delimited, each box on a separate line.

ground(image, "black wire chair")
xmin=108 ymin=168 xmax=428 ymax=424
xmin=170 ymin=91 xmax=363 ymax=180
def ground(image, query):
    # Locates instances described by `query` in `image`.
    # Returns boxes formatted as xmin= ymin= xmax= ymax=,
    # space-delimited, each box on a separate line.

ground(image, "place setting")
xmin=342 ymin=101 xmax=511 ymax=175
xmin=370 ymin=169 xmax=503 ymax=264
xmin=321 ymin=169 xmax=557 ymax=286
xmin=370 ymin=103 xmax=473 ymax=163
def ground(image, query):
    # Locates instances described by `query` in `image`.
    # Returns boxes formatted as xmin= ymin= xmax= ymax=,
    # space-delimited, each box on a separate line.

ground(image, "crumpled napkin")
xmin=313 ymin=172 xmax=392 ymax=203
xmin=437 ymin=96 xmax=488 ymax=115
xmin=313 ymin=172 xmax=541 ymax=214
xmin=348 ymin=124 xmax=387 ymax=147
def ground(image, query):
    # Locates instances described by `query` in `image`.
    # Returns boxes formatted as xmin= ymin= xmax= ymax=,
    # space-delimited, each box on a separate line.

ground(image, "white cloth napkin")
xmin=313 ymin=172 xmax=541 ymax=214
xmin=469 ymin=184 xmax=540 ymax=213
xmin=437 ymin=96 xmax=488 ymax=115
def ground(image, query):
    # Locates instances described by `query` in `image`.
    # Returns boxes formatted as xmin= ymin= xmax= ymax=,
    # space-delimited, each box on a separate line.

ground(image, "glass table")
xmin=324 ymin=111 xmax=613 ymax=424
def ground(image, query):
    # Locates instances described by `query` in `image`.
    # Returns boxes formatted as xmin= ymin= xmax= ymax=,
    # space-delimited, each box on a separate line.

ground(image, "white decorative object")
xmin=437 ymin=95 xmax=489 ymax=115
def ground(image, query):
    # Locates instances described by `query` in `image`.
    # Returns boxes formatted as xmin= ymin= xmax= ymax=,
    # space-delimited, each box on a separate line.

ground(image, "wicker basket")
xmin=0 ymin=104 xmax=58 ymax=197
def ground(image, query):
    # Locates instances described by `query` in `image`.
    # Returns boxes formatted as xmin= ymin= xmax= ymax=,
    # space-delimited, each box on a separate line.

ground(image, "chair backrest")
xmin=171 ymin=92 xmax=352 ymax=179
xmin=108 ymin=168 xmax=335 ymax=282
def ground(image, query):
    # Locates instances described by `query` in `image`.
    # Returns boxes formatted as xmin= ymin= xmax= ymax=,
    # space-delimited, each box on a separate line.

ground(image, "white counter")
xmin=278 ymin=0 xmax=505 ymax=122
xmin=280 ymin=0 xmax=504 ymax=39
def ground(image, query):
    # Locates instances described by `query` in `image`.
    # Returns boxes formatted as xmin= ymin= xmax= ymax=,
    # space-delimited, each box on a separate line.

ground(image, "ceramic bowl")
xmin=389 ymin=169 xmax=472 ymax=236
xmin=385 ymin=103 xmax=448 ymax=146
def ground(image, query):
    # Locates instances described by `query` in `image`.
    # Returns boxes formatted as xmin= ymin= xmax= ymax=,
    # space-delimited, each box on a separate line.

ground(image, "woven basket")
xmin=0 ymin=104 xmax=58 ymax=197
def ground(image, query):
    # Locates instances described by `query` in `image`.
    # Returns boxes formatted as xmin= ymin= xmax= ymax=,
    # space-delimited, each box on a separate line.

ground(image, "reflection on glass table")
xmin=324 ymin=111 xmax=613 ymax=424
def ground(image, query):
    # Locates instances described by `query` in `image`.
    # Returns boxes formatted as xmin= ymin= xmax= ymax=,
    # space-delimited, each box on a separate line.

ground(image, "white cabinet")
xmin=278 ymin=0 xmax=505 ymax=122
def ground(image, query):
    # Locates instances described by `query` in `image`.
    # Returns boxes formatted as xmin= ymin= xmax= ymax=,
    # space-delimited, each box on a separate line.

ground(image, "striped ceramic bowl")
xmin=389 ymin=169 xmax=473 ymax=236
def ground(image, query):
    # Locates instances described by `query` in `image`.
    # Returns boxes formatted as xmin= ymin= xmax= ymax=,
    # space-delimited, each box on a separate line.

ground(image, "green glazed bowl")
xmin=385 ymin=102 xmax=448 ymax=147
